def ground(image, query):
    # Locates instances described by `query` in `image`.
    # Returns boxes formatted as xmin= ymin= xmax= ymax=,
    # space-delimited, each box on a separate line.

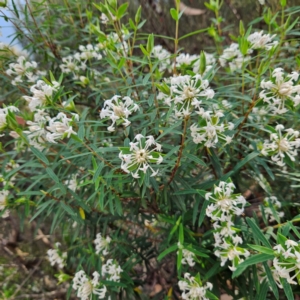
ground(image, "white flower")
xmin=178 ymin=273 xmax=213 ymax=300
xmin=23 ymin=80 xmax=60 ymax=111
xmin=94 ymin=233 xmax=111 ymax=256
xmin=101 ymin=259 xmax=123 ymax=282
xmin=259 ymin=69 xmax=300 ymax=114
xmin=260 ymin=196 xmax=284 ymax=222
xmin=47 ymin=243 xmax=67 ymax=269
xmin=191 ymin=111 xmax=233 ymax=148
xmin=100 ymin=95 xmax=139 ymax=132
xmin=271 ymin=241 xmax=300 ymax=288
xmin=60 ymin=55 xmax=86 ymax=78
xmin=247 ymin=31 xmax=278 ymax=50
xmin=73 ymin=270 xmax=107 ymax=300
xmin=6 ymin=56 xmax=39 ymax=85
xmin=160 ymin=74 xmax=215 ymax=118
xmin=76 ymin=44 xmax=102 ymax=62
xmin=151 ymin=45 xmax=171 ymax=72
xmin=0 ymin=106 xmax=19 ymax=132
xmin=261 ymin=125 xmax=300 ymax=167
xmin=119 ymin=134 xmax=163 ymax=178
xmin=64 ymin=174 xmax=78 ymax=192
xmin=0 ymin=190 xmax=9 ymax=218
xmin=176 ymin=53 xmax=199 ymax=68
xmin=219 ymin=43 xmax=251 ymax=72
xmin=46 ymin=113 xmax=78 ymax=143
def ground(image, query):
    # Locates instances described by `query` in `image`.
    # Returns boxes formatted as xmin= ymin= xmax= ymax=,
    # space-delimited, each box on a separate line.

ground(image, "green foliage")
xmin=1 ymin=0 xmax=300 ymax=299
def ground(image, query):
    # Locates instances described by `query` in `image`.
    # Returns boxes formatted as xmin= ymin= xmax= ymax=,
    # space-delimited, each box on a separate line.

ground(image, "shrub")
xmin=1 ymin=0 xmax=300 ymax=299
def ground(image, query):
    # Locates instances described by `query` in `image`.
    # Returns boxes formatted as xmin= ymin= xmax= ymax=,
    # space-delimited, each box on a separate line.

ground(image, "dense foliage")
xmin=1 ymin=0 xmax=300 ymax=299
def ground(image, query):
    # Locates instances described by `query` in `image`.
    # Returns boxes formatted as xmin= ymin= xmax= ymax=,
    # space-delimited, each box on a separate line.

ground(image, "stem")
xmin=148 ymin=58 xmax=159 ymax=117
xmin=173 ymin=0 xmax=180 ymax=75
xmin=167 ymin=116 xmax=189 ymax=186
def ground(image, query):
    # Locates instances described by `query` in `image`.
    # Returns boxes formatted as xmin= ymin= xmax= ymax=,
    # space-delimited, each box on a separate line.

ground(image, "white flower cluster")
xmin=0 ymin=106 xmax=19 ymax=136
xmin=119 ymin=134 xmax=163 ymax=178
xmin=6 ymin=56 xmax=46 ymax=85
xmin=59 ymin=43 xmax=102 ymax=79
xmin=179 ymin=246 xmax=196 ymax=267
xmin=23 ymin=109 xmax=49 ymax=150
xmin=23 ymin=110 xmax=78 ymax=149
xmin=205 ymin=181 xmax=246 ymax=221
xmin=46 ymin=112 xmax=78 ymax=143
xmin=272 ymin=240 xmax=300 ymax=288
xmin=219 ymin=43 xmax=249 ymax=72
xmin=176 ymin=53 xmax=199 ymax=69
xmin=260 ymin=196 xmax=284 ymax=222
xmin=73 ymin=270 xmax=107 ymax=300
xmin=94 ymin=233 xmax=111 ymax=255
xmin=178 ymin=273 xmax=213 ymax=300
xmin=47 ymin=242 xmax=67 ymax=269
xmin=261 ymin=124 xmax=300 ymax=167
xmin=205 ymin=180 xmax=249 ymax=271
xmin=0 ymin=190 xmax=9 ymax=218
xmin=101 ymin=259 xmax=123 ymax=282
xmin=151 ymin=45 xmax=171 ymax=72
xmin=64 ymin=174 xmax=78 ymax=192
xmin=75 ymin=44 xmax=102 ymax=62
xmin=247 ymin=31 xmax=278 ymax=50
xmin=100 ymin=95 xmax=139 ymax=132
xmin=160 ymin=74 xmax=215 ymax=118
xmin=190 ymin=110 xmax=234 ymax=148
xmin=260 ymin=68 xmax=300 ymax=115
xmin=23 ymin=80 xmax=60 ymax=112
xmin=97 ymin=32 xmax=129 ymax=57
xmin=73 ymin=259 xmax=122 ymax=300
xmin=60 ymin=55 xmax=86 ymax=79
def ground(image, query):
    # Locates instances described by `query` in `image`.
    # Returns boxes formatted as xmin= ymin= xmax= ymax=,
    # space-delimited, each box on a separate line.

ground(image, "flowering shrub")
xmin=1 ymin=0 xmax=300 ymax=299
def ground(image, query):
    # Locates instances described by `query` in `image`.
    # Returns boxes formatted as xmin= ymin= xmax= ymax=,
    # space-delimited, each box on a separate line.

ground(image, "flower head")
xmin=119 ymin=134 xmax=163 ymax=178
xmin=178 ymin=273 xmax=213 ymax=300
xmin=259 ymin=69 xmax=300 ymax=114
xmin=261 ymin=124 xmax=300 ymax=167
xmin=100 ymin=95 xmax=139 ymax=132
xmin=190 ymin=110 xmax=233 ymax=148
xmin=73 ymin=270 xmax=107 ymax=300
xmin=94 ymin=233 xmax=111 ymax=256
xmin=47 ymin=242 xmax=67 ymax=269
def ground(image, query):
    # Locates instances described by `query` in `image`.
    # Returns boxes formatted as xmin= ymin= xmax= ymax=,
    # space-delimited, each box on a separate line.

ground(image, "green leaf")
xmin=257 ymin=279 xmax=269 ymax=300
xmin=177 ymin=248 xmax=182 ymax=271
xmin=12 ymin=0 xmax=19 ymax=18
xmin=117 ymin=2 xmax=128 ymax=19
xmin=184 ymin=245 xmax=209 ymax=258
xmin=46 ymin=168 xmax=59 ymax=183
xmin=140 ymin=44 xmax=149 ymax=56
xmin=135 ymin=5 xmax=141 ymax=23
xmin=147 ymin=33 xmax=154 ymax=54
xmin=246 ymin=218 xmax=272 ymax=248
xmin=30 ymin=147 xmax=49 ymax=165
xmin=186 ymin=153 xmax=206 ymax=166
xmin=206 ymin=291 xmax=219 ymax=300
xmin=60 ymin=202 xmax=76 ymax=216
xmin=198 ymin=199 xmax=209 ymax=227
xmin=247 ymin=244 xmax=274 ymax=255
xmin=281 ymin=278 xmax=294 ymax=300
xmin=157 ymin=244 xmax=177 ymax=261
xmin=178 ymin=28 xmax=208 ymax=41
xmin=232 ymin=254 xmax=274 ymax=278
xmin=262 ymin=262 xmax=279 ymax=300
xmin=179 ymin=223 xmax=184 ymax=244
xmin=170 ymin=8 xmax=178 ymax=21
